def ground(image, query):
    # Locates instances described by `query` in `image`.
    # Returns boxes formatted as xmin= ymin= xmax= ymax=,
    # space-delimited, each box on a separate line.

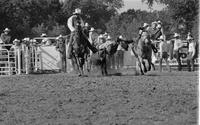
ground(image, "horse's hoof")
xmin=78 ymin=74 xmax=82 ymax=77
xmin=144 ymin=69 xmax=147 ymax=73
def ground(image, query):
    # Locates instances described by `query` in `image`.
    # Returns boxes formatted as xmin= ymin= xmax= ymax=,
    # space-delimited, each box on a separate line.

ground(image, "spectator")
xmin=13 ymin=39 xmax=21 ymax=47
xmin=186 ymin=35 xmax=196 ymax=72
xmin=41 ymin=33 xmax=51 ymax=46
xmin=158 ymin=35 xmax=171 ymax=72
xmin=173 ymin=33 xmax=183 ymax=71
xmin=89 ymin=27 xmax=98 ymax=46
xmin=0 ymin=28 xmax=11 ymax=44
xmin=56 ymin=35 xmax=66 ymax=73
xmin=0 ymin=28 xmax=12 ymax=50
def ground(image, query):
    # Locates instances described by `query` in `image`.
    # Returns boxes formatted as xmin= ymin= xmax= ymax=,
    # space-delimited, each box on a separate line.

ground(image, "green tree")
xmin=106 ymin=9 xmax=172 ymax=39
xmin=0 ymin=0 xmax=63 ymax=39
xmin=61 ymin=0 xmax=124 ymax=30
xmin=0 ymin=0 xmax=124 ymax=39
xmin=143 ymin=0 xmax=199 ymax=38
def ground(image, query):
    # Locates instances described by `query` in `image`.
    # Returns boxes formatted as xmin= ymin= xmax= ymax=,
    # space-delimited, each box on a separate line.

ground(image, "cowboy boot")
xmin=66 ymin=33 xmax=74 ymax=59
xmin=66 ymin=44 xmax=72 ymax=59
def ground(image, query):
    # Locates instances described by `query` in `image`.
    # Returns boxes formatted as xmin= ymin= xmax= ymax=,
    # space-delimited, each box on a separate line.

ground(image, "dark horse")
xmin=71 ymin=24 xmax=89 ymax=76
xmin=90 ymin=37 xmax=130 ymax=75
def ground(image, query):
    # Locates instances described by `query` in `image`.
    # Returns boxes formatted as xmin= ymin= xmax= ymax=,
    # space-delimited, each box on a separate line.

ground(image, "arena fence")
xmin=0 ymin=38 xmax=198 ymax=76
xmin=0 ymin=44 xmax=16 ymax=76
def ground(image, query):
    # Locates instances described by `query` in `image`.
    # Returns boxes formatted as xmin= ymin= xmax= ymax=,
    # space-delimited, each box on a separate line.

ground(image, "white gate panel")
xmin=38 ymin=46 xmax=61 ymax=70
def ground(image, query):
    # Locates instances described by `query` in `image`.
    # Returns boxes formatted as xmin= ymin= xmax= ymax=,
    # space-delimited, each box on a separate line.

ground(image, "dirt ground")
xmin=0 ymin=70 xmax=198 ymax=125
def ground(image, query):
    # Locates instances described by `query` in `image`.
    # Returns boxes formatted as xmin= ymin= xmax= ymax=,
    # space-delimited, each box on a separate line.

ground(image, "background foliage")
xmin=0 ymin=0 xmax=198 ymax=41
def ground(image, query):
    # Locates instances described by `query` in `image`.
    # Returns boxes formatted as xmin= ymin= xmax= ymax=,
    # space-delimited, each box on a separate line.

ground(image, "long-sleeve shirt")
xmin=188 ymin=42 xmax=196 ymax=53
xmin=159 ymin=41 xmax=169 ymax=53
xmin=67 ymin=15 xmax=84 ymax=32
xmin=0 ymin=33 xmax=11 ymax=44
xmin=56 ymin=39 xmax=66 ymax=53
xmin=174 ymin=39 xmax=183 ymax=51
xmin=89 ymin=32 xmax=98 ymax=45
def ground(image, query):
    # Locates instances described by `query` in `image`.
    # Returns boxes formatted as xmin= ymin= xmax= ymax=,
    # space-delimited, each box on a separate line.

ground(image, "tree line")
xmin=0 ymin=0 xmax=198 ymax=41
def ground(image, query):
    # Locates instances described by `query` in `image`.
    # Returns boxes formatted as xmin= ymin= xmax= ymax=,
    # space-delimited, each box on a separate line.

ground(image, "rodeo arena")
xmin=0 ymin=7 xmax=199 ymax=125
xmin=0 ymin=26 xmax=198 ymax=76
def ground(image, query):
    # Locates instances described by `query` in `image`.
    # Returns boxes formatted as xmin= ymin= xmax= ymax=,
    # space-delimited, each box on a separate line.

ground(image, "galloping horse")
xmin=70 ymin=24 xmax=89 ymax=76
xmin=131 ymin=32 xmax=154 ymax=75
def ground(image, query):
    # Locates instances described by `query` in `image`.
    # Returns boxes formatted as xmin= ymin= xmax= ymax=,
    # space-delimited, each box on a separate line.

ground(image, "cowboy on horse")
xmin=67 ymin=8 xmax=97 ymax=59
xmin=130 ymin=23 xmax=155 ymax=75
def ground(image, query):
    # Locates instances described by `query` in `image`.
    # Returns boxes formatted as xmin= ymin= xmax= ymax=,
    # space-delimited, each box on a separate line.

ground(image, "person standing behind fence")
xmin=158 ymin=35 xmax=171 ymax=72
xmin=186 ymin=35 xmax=196 ymax=72
xmin=56 ymin=35 xmax=66 ymax=73
xmin=0 ymin=28 xmax=11 ymax=50
xmin=173 ymin=33 xmax=184 ymax=71
xmin=41 ymin=33 xmax=52 ymax=46
xmin=0 ymin=28 xmax=11 ymax=44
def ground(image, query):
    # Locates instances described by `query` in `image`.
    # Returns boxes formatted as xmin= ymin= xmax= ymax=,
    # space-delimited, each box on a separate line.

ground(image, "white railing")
xmin=0 ymin=44 xmax=16 ymax=76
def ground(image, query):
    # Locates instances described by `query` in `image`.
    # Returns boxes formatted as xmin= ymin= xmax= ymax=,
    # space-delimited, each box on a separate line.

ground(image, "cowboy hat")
xmin=157 ymin=24 xmax=162 ymax=29
xmin=56 ymin=34 xmax=63 ymax=40
xmin=13 ymin=39 xmax=20 ymax=44
xmin=152 ymin=21 xmax=157 ymax=24
xmin=73 ymin=8 xmax=81 ymax=14
xmin=4 ymin=28 xmax=10 ymax=32
xmin=158 ymin=35 xmax=164 ymax=40
xmin=157 ymin=20 xmax=162 ymax=24
xmin=119 ymin=35 xmax=124 ymax=39
xmin=98 ymin=34 xmax=104 ymax=38
xmin=45 ymin=40 xmax=52 ymax=46
xmin=85 ymin=23 xmax=89 ymax=27
xmin=41 ymin=33 xmax=47 ymax=37
xmin=174 ymin=33 xmax=180 ymax=38
xmin=13 ymin=39 xmax=20 ymax=42
xmin=103 ymin=32 xmax=108 ymax=36
xmin=106 ymin=35 xmax=111 ymax=40
xmin=30 ymin=39 xmax=37 ymax=43
xmin=143 ymin=23 xmax=149 ymax=28
xmin=187 ymin=35 xmax=194 ymax=40
xmin=89 ymin=27 xmax=95 ymax=32
xmin=23 ymin=38 xmax=30 ymax=41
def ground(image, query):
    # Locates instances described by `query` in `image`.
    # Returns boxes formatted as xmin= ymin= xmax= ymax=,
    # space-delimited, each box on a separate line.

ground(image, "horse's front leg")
xmin=151 ymin=62 xmax=155 ymax=70
xmin=104 ymin=57 xmax=108 ymax=76
xmin=147 ymin=59 xmax=152 ymax=71
xmin=137 ymin=57 xmax=144 ymax=75
xmin=74 ymin=55 xmax=82 ymax=76
xmin=142 ymin=60 xmax=147 ymax=73
xmin=79 ymin=57 xmax=85 ymax=76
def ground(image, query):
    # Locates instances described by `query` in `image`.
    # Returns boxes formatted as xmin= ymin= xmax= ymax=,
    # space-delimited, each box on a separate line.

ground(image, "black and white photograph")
xmin=0 ymin=0 xmax=198 ymax=124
